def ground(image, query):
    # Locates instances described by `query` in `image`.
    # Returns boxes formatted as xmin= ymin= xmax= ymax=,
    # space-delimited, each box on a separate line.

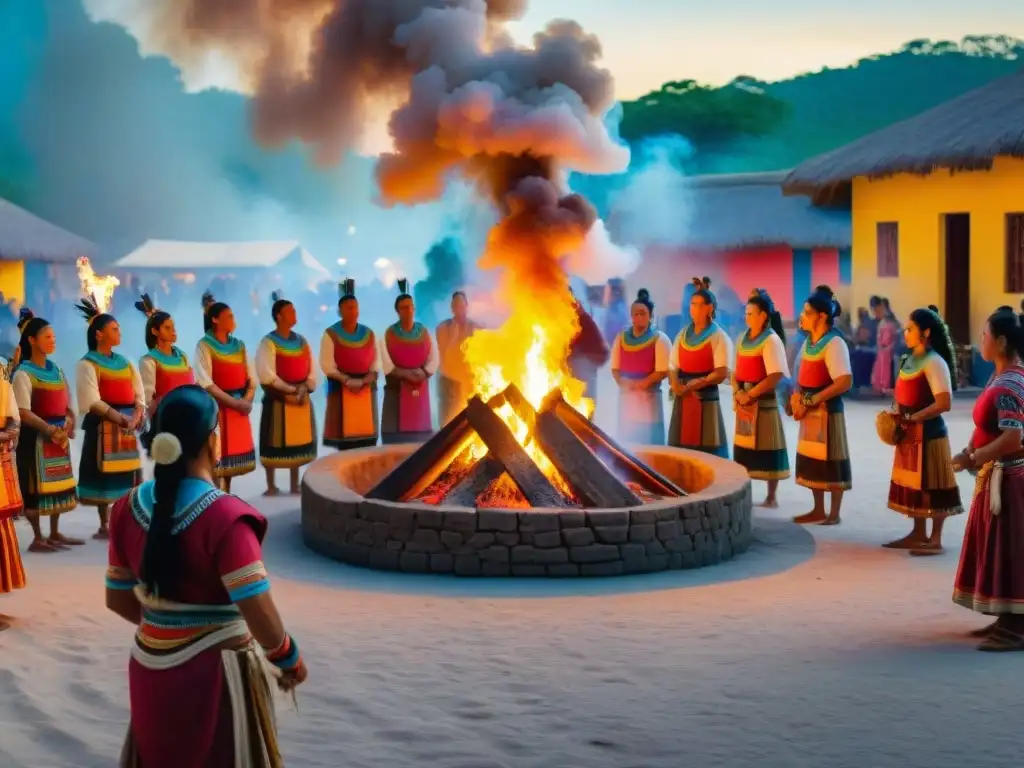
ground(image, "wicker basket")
xmin=875 ymin=410 xmax=905 ymax=446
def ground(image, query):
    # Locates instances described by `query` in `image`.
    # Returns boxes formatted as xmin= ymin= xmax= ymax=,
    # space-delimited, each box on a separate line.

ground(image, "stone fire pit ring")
xmin=301 ymin=444 xmax=753 ymax=577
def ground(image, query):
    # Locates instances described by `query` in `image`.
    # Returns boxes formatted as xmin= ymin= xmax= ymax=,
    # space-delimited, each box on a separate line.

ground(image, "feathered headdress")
xmin=134 ymin=293 xmax=157 ymax=318
xmin=17 ymin=306 xmax=34 ymax=333
xmin=271 ymin=290 xmax=284 ymax=304
xmin=74 ymin=295 xmax=101 ymax=323
xmin=396 ymin=278 xmax=410 ymax=296
xmin=201 ymin=291 xmax=217 ymax=314
xmin=339 ymin=278 xmax=356 ymax=300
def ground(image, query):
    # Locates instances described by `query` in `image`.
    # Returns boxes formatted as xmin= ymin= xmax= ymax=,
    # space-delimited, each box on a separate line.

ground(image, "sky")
xmin=509 ymin=0 xmax=1024 ymax=97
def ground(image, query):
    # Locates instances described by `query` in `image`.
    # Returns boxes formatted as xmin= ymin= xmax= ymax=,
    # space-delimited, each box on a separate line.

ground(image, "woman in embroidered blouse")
xmin=732 ymin=289 xmax=791 ymax=507
xmin=883 ymin=306 xmax=963 ymax=554
xmin=12 ymin=308 xmax=80 ymax=552
xmin=610 ymin=289 xmax=672 ymax=444
xmin=668 ymin=277 xmax=733 ymax=457
xmin=135 ymin=294 xmax=194 ymax=454
xmin=75 ymin=297 xmax=145 ymax=540
xmin=105 ymin=385 xmax=307 ymax=765
xmin=948 ymin=309 xmax=1024 ymax=651
xmin=790 ymin=286 xmax=853 ymax=525
xmin=194 ymin=293 xmax=257 ymax=493
xmin=255 ymin=292 xmax=318 ymax=495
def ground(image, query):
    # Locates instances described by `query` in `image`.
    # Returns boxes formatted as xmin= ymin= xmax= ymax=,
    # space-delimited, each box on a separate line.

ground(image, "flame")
xmin=76 ymin=257 xmax=120 ymax=313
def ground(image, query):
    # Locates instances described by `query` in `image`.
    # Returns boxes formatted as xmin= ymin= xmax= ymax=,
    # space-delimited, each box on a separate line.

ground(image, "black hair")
xmin=632 ymin=288 xmax=654 ymax=315
xmin=690 ymin=276 xmax=716 ymax=318
xmin=805 ymin=285 xmax=841 ymax=328
xmin=908 ymin=306 xmax=958 ymax=391
xmin=135 ymin=293 xmax=171 ymax=350
xmin=202 ymin=291 xmax=229 ymax=334
xmin=747 ymin=288 xmax=786 ymax=347
xmin=75 ymin=295 xmax=116 ymax=351
xmin=881 ymin=296 xmax=897 ymax=321
xmin=141 ymin=385 xmax=220 ymax=597
xmin=986 ymin=307 xmax=1024 ymax=361
xmin=17 ymin=307 xmax=50 ymax=365
xmin=452 ymin=290 xmax=467 ymax=302
xmin=270 ymin=290 xmax=292 ymax=322
xmin=869 ymin=295 xmax=882 ymax=308
xmin=339 ymin=278 xmax=357 ymax=307
xmin=394 ymin=278 xmax=412 ymax=312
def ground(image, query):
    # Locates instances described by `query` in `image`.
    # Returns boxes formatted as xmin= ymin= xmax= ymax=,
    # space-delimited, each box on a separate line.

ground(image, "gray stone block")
xmin=511 ymin=565 xmax=546 ymax=576
xmin=594 ymin=526 xmax=629 ymax=544
xmin=587 ymin=509 xmax=630 ymax=527
xmin=465 ymin=532 xmax=496 ymax=549
xmin=570 ymin=544 xmax=620 ymax=563
xmin=581 ymin=561 xmax=624 ymax=576
xmin=669 ymin=552 xmax=683 ymax=568
xmin=654 ymin=506 xmax=680 ymax=522
xmin=683 ymin=517 xmax=703 ymax=534
xmin=405 ymin=529 xmax=443 ymax=553
xmin=399 ymin=552 xmax=429 ymax=572
xmin=444 ymin=510 xmax=477 ymax=533
xmin=630 ymin=508 xmax=657 ymax=524
xmin=430 ymin=553 xmax=454 ymax=572
xmin=681 ymin=502 xmax=704 ymax=519
xmin=477 ymin=509 xmax=518 ymax=532
xmin=495 ymin=532 xmax=520 ymax=546
xmin=370 ymin=548 xmax=400 ymax=570
xmin=562 ymin=527 xmax=595 ymax=547
xmin=645 ymin=539 xmax=667 ymax=556
xmin=646 ymin=554 xmax=669 ymax=571
xmin=656 ymin=520 xmax=681 ymax=541
xmin=481 ymin=561 xmax=510 ymax=576
xmin=511 ymin=546 xmax=569 ymax=565
xmin=479 ymin=546 xmax=510 ymax=563
xmin=519 ymin=511 xmax=561 ymax=532
xmin=679 ymin=550 xmax=702 ymax=568
xmin=666 ymin=535 xmax=695 ymax=553
xmin=629 ymin=524 xmax=656 ymax=542
xmin=415 ymin=508 xmax=445 ymax=529
xmin=533 ymin=531 xmax=563 ymax=548
xmin=546 ymin=564 xmax=580 ymax=576
xmin=454 ymin=555 xmax=482 ymax=575
xmin=558 ymin=511 xmax=587 ymax=529
xmin=372 ymin=522 xmax=390 ymax=543
xmin=386 ymin=540 xmax=404 ymax=551
xmin=440 ymin=531 xmax=464 ymax=549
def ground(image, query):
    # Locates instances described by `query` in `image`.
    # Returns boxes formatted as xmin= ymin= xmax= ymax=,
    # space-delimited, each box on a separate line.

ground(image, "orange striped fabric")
xmin=0 ymin=518 xmax=26 ymax=593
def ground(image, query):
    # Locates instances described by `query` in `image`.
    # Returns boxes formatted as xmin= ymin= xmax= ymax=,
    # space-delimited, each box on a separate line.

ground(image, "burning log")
xmin=540 ymin=391 xmax=686 ymax=498
xmin=463 ymin=395 xmax=572 ymax=508
xmin=365 ymin=390 xmax=510 ymax=502
xmin=444 ymin=456 xmax=505 ymax=507
xmin=533 ymin=406 xmax=642 ymax=508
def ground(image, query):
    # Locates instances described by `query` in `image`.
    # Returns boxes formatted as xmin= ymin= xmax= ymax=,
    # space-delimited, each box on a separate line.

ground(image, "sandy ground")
xmin=0 ymin=381 xmax=1017 ymax=768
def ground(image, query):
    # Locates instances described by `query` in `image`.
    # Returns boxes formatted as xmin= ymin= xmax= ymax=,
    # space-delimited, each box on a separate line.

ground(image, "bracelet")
xmin=801 ymin=393 xmax=815 ymax=406
xmin=266 ymin=633 xmax=301 ymax=671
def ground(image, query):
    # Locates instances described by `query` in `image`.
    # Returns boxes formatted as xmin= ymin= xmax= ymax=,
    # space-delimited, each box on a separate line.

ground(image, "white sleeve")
xmin=139 ymin=356 xmax=157 ymax=405
xmin=669 ymin=330 xmax=684 ymax=372
xmin=246 ymin=346 xmax=257 ymax=389
xmin=319 ymin=332 xmax=339 ymax=378
xmin=655 ymin=332 xmax=671 ymax=373
xmin=423 ymin=331 xmax=439 ymax=376
xmin=76 ymin=360 xmax=101 ymax=414
xmin=12 ymin=370 xmax=32 ymax=411
xmin=255 ymin=338 xmax=282 ymax=388
xmin=379 ymin=335 xmax=395 ymax=376
xmin=370 ymin=333 xmax=382 ymax=373
xmin=824 ymin=336 xmax=852 ymax=379
xmin=712 ymin=327 xmax=733 ymax=370
xmin=193 ymin=342 xmax=213 ymax=389
xmin=763 ymin=334 xmax=791 ymax=378
xmin=304 ymin=339 xmax=318 ymax=391
xmin=129 ymin=362 xmax=145 ymax=407
xmin=610 ymin=334 xmax=622 ymax=370
xmin=924 ymin=353 xmax=953 ymax=396
xmin=5 ymin=380 xmax=18 ymax=423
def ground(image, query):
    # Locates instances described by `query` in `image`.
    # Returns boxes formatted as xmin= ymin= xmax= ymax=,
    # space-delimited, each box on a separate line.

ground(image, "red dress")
xmin=107 ymin=479 xmax=278 ymax=766
xmin=953 ymin=367 xmax=1024 ymax=615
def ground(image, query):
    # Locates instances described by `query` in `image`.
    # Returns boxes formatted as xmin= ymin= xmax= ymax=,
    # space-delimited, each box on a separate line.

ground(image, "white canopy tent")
xmin=114 ymin=239 xmax=332 ymax=281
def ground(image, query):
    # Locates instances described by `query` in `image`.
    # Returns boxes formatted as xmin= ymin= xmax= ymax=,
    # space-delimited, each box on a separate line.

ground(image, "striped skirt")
xmin=259 ymin=392 xmax=317 ymax=469
xmin=0 ymin=517 xmax=26 ymax=594
xmin=732 ymin=390 xmax=790 ymax=481
xmin=794 ymin=408 xmax=852 ymax=491
xmin=667 ymin=390 xmax=728 ymax=458
xmin=887 ymin=430 xmax=963 ymax=519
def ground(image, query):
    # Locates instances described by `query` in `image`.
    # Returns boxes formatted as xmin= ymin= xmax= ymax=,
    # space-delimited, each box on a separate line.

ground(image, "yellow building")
xmin=782 ymin=66 xmax=1024 ymax=356
xmin=0 ymin=197 xmax=97 ymax=305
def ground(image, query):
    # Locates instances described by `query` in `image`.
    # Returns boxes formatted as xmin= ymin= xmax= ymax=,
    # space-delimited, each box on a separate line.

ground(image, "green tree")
xmin=618 ymin=79 xmax=791 ymax=150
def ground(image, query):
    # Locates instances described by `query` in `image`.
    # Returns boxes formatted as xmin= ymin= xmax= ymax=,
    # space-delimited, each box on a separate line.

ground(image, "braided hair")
xmin=906 ymin=305 xmax=958 ymax=390
xmin=747 ymin=288 xmax=786 ymax=347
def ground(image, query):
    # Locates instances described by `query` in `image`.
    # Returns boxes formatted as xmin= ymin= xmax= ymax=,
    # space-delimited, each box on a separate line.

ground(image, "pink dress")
xmin=106 ymin=479 xmax=276 ymax=767
xmin=871 ymin=320 xmax=898 ymax=391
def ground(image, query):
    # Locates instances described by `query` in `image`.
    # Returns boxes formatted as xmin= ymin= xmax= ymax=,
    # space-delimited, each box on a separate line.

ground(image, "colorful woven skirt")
xmin=954 ymin=458 xmax=1024 ymax=615
xmin=216 ymin=392 xmax=256 ymax=479
xmin=78 ymin=412 xmax=141 ymax=507
xmin=380 ymin=375 xmax=433 ymax=445
xmin=887 ymin=419 xmax=963 ymax=519
xmin=17 ymin=423 xmax=77 ymax=515
xmin=794 ymin=401 xmax=852 ymax=491
xmin=667 ymin=388 xmax=728 ymax=458
xmin=323 ymin=380 xmax=378 ymax=450
xmin=0 ymin=517 xmax=25 ymax=594
xmin=732 ymin=391 xmax=790 ymax=480
xmin=259 ymin=391 xmax=317 ymax=469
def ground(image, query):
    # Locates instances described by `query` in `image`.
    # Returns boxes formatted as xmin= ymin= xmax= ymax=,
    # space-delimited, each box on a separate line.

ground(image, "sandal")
xmin=28 ymin=539 xmax=58 ymax=553
xmin=908 ymin=542 xmax=944 ymax=557
xmin=969 ymin=621 xmax=999 ymax=638
xmin=977 ymin=626 xmax=1024 ymax=652
xmin=51 ymin=534 xmax=85 ymax=546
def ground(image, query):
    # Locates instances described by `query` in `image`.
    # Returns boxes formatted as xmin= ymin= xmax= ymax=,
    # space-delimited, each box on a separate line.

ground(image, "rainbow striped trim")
xmin=201 ymin=332 xmax=246 ymax=363
xmin=146 ymin=346 xmax=190 ymax=373
xmin=129 ymin=479 xmax=224 ymax=535
xmin=222 ymin=561 xmax=270 ymax=603
xmin=328 ymin=322 xmax=374 ymax=348
xmin=105 ymin=565 xmax=137 ymax=591
xmin=18 ymin=360 xmax=65 ymax=390
xmin=897 ymin=351 xmax=933 ymax=380
xmin=136 ymin=601 xmax=245 ymax=654
xmin=266 ymin=331 xmax=307 ymax=357
xmin=619 ymin=327 xmax=657 ymax=351
xmin=84 ymin=350 xmax=133 ymax=378
xmin=387 ymin=322 xmax=428 ymax=345
xmin=738 ymin=328 xmax=773 ymax=354
xmin=801 ymin=329 xmax=840 ymax=361
xmin=677 ymin=323 xmax=720 ymax=351
xmin=266 ymin=633 xmax=302 ymax=672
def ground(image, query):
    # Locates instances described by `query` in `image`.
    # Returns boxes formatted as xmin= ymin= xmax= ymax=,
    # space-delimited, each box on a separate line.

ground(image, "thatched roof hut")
xmin=610 ymin=171 xmax=850 ymax=250
xmin=783 ymin=66 xmax=1024 ymax=206
xmin=0 ymin=198 xmax=98 ymax=262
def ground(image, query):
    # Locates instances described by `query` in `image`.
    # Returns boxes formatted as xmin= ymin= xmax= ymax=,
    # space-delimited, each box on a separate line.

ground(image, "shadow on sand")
xmin=260 ymin=505 xmax=817 ymax=598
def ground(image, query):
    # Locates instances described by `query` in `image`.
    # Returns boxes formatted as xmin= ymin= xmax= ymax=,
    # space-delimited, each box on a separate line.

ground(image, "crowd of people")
xmin=1 ymin=273 xmax=1023 ymax=764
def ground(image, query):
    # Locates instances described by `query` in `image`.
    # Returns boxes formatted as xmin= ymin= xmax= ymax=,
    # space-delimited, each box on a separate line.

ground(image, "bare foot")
xmin=821 ymin=516 xmax=842 ymax=526
xmin=51 ymin=533 xmax=85 ymax=546
xmin=263 ymin=487 xmax=280 ymax=497
xmin=93 ymin=528 xmax=110 ymax=541
xmin=793 ymin=510 xmax=827 ymax=524
xmin=908 ymin=541 xmax=944 ymax=556
xmin=883 ymin=533 xmax=926 ymax=549
xmin=29 ymin=538 xmax=59 ymax=553
xmin=757 ymin=498 xmax=779 ymax=509
xmin=289 ymin=487 xmax=301 ymax=496
xmin=969 ymin=620 xmax=1000 ymax=638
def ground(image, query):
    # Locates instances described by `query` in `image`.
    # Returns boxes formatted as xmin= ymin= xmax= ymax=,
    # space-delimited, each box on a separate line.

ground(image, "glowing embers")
xmin=366 ymin=384 xmax=686 ymax=509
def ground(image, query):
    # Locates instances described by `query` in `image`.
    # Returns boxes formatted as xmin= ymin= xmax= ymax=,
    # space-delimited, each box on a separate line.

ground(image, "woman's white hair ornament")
xmin=150 ymin=433 xmax=183 ymax=465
